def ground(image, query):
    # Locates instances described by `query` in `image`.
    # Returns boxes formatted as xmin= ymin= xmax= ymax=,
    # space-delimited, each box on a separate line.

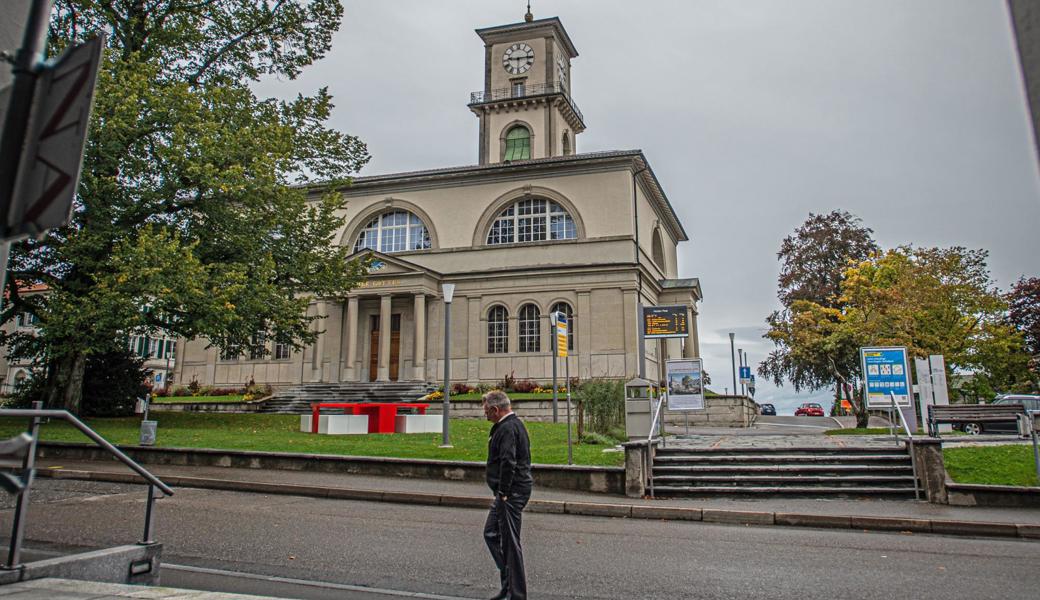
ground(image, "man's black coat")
xmin=486 ymin=413 xmax=533 ymax=497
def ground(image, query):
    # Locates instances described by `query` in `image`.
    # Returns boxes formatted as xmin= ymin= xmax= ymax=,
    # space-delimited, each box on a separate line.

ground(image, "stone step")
xmin=652 ymin=464 xmax=913 ymax=473
xmin=654 ymin=446 xmax=908 ymax=456
xmin=653 ymin=454 xmax=911 ymax=464
xmin=648 ymin=485 xmax=917 ymax=496
xmin=652 ymin=474 xmax=916 ymax=485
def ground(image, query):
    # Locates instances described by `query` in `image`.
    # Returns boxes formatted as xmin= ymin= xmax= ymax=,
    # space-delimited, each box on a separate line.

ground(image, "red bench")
xmin=309 ymin=402 xmax=430 ymax=434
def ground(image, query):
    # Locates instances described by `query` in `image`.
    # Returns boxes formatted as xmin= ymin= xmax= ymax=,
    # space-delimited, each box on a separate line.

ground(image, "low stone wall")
xmin=0 ymin=544 xmax=161 ymax=586
xmin=910 ymin=437 xmax=1040 ymax=507
xmin=36 ymin=442 xmax=624 ymax=495
xmin=151 ymin=400 xmax=264 ymax=413
xmin=660 ymin=395 xmax=757 ymax=428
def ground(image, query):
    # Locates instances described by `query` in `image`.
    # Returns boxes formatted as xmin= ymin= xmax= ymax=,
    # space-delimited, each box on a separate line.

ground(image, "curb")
xmin=35 ymin=468 xmax=1039 ymax=542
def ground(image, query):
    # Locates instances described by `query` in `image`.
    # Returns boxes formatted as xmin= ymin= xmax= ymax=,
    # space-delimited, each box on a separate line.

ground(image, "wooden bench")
xmin=927 ymin=404 xmax=1024 ymax=437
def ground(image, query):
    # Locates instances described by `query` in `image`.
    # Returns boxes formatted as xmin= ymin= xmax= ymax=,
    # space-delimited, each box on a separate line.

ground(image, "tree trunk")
xmin=850 ymin=383 xmax=870 ymax=429
xmin=45 ymin=352 xmax=86 ymax=414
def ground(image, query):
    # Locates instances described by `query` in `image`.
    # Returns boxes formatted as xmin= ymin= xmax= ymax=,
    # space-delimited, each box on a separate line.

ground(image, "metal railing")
xmin=645 ymin=396 xmax=666 ymax=498
xmin=0 ymin=403 xmax=174 ymax=570
xmin=469 ymin=81 xmax=584 ymax=123
xmin=889 ymin=393 xmax=921 ymax=501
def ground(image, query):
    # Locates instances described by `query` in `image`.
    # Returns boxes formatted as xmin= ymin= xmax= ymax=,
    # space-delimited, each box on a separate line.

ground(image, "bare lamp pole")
xmin=729 ymin=332 xmax=737 ymax=397
xmin=440 ymin=283 xmax=456 ymax=448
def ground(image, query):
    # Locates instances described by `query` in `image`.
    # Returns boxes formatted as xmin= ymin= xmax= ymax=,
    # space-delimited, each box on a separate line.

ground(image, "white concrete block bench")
xmin=394 ymin=414 xmax=443 ymax=434
xmin=300 ymin=414 xmax=369 ymax=435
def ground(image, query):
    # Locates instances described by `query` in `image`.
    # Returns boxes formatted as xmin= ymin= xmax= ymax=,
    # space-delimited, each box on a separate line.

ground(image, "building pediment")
xmin=346 ymin=250 xmax=443 ymax=296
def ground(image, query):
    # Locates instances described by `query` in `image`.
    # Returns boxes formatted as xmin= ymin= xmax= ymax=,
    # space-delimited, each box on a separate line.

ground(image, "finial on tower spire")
xmin=525 ymin=1 xmax=534 ymax=22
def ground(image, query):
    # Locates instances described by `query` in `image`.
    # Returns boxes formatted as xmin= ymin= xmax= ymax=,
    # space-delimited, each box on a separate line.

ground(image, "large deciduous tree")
xmin=0 ymin=1 xmax=370 ymax=413
xmin=1007 ymin=276 xmax=1040 ymax=388
xmin=760 ymin=211 xmax=878 ymax=426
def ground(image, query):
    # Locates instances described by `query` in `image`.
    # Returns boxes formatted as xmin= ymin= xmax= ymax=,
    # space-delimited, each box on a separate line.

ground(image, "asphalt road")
xmin=3 ymin=480 xmax=1040 ymax=599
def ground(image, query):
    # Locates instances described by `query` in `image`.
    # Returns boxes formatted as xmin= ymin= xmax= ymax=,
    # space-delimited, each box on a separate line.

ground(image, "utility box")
xmin=625 ymin=377 xmax=661 ymax=439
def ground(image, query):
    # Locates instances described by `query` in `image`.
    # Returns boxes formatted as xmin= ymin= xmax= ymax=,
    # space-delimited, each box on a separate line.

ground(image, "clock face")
xmin=556 ymin=57 xmax=568 ymax=87
xmin=503 ymin=43 xmax=534 ymax=75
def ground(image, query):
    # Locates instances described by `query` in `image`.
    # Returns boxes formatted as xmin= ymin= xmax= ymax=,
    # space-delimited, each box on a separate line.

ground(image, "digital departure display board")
xmin=642 ymin=305 xmax=689 ymax=339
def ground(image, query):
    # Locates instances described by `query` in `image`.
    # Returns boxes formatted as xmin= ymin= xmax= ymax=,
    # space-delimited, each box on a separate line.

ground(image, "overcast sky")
xmin=255 ymin=1 xmax=1040 ymax=414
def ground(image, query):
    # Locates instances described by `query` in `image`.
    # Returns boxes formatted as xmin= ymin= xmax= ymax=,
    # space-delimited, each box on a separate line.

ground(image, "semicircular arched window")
xmin=353 ymin=210 xmax=431 ymax=253
xmin=487 ymin=198 xmax=577 ymax=245
xmin=504 ymin=126 xmax=531 ymax=161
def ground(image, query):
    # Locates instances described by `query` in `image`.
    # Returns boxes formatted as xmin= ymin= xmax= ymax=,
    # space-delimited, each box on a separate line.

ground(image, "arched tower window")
xmin=354 ymin=210 xmax=431 ymax=253
xmin=487 ymin=199 xmax=576 ymax=245
xmin=550 ymin=302 xmax=574 ymax=351
xmin=561 ymin=131 xmax=571 ymax=156
xmin=518 ymin=304 xmax=541 ymax=353
xmin=504 ymin=126 xmax=531 ymax=161
xmin=652 ymin=228 xmax=666 ymax=271
xmin=487 ymin=306 xmax=509 ymax=354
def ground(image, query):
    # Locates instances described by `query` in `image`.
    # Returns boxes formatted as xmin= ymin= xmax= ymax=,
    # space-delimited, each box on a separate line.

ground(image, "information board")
xmin=555 ymin=313 xmax=568 ymax=358
xmin=643 ymin=305 xmax=689 ymax=339
xmin=666 ymin=358 xmax=705 ymax=411
xmin=860 ymin=346 xmax=913 ymax=408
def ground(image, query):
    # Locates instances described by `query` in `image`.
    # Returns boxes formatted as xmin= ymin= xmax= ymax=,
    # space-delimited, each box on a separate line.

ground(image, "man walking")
xmin=482 ymin=390 xmax=533 ymax=600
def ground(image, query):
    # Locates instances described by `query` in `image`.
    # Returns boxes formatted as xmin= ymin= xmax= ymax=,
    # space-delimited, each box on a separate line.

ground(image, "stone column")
xmin=413 ymin=293 xmax=426 ymax=381
xmin=577 ymin=291 xmax=591 ymax=378
xmin=689 ymin=305 xmax=701 ymax=358
xmin=344 ymin=296 xmax=359 ymax=381
xmin=312 ymin=300 xmax=328 ymax=381
xmin=377 ymin=295 xmax=392 ymax=381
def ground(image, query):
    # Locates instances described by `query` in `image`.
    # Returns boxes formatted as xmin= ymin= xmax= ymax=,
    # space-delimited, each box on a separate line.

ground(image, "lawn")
xmin=943 ymin=444 xmax=1039 ymax=487
xmin=151 ymin=395 xmax=246 ymax=404
xmin=0 ymin=412 xmax=624 ymax=467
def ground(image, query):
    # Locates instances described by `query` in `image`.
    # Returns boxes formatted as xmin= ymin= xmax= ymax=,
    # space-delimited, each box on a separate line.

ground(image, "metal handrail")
xmin=645 ymin=396 xmax=665 ymax=498
xmin=0 ymin=405 xmax=174 ymax=570
xmin=889 ymin=393 xmax=921 ymax=501
xmin=469 ymin=81 xmax=584 ymax=123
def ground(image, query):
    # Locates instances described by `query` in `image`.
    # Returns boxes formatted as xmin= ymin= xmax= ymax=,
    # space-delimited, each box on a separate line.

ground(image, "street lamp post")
xmin=729 ymin=332 xmax=737 ymax=397
xmin=440 ymin=283 xmax=456 ymax=448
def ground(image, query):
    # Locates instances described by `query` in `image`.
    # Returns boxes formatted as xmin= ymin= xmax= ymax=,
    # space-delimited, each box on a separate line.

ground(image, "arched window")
xmin=487 ymin=306 xmax=508 ymax=354
xmin=561 ymin=131 xmax=571 ymax=156
xmin=354 ymin=210 xmax=431 ymax=254
xmin=518 ymin=304 xmax=540 ymax=353
xmin=504 ymin=126 xmax=531 ymax=161
xmin=550 ymin=302 xmax=574 ymax=351
xmin=652 ymin=228 xmax=665 ymax=270
xmin=487 ymin=198 xmax=576 ymax=245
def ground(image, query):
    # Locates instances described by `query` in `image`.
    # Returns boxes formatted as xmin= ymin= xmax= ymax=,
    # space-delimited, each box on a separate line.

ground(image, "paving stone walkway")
xmin=0 ymin=577 xmax=276 ymax=599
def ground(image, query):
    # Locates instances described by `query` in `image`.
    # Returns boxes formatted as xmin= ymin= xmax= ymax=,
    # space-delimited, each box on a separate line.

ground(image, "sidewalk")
xmin=0 ymin=578 xmax=280 ymax=599
xmin=33 ymin=456 xmax=1040 ymax=540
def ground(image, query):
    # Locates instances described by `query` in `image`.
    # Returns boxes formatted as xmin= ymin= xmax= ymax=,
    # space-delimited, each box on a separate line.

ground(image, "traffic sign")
xmin=739 ymin=366 xmax=751 ymax=385
xmin=5 ymin=34 xmax=104 ymax=240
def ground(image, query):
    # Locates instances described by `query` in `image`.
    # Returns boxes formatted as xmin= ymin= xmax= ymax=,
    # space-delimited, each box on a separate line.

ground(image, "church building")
xmin=176 ymin=12 xmax=702 ymax=389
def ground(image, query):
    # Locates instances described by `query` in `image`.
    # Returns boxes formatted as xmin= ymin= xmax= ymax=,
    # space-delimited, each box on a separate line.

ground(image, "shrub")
xmin=424 ymin=390 xmax=444 ymax=401
xmin=475 ymin=383 xmax=495 ymax=394
xmin=579 ymin=431 xmax=617 ymax=446
xmin=499 ymin=371 xmax=516 ymax=392
xmin=574 ymin=378 xmax=625 ymax=437
xmin=171 ymin=386 xmax=192 ymax=397
xmin=511 ymin=379 xmax=538 ymax=393
xmin=451 ymin=382 xmax=474 ymax=395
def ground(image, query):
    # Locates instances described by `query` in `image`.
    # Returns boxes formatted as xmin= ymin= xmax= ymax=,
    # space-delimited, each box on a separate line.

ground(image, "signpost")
xmin=861 ymin=346 xmax=914 ymax=432
xmin=550 ymin=311 xmax=572 ymax=464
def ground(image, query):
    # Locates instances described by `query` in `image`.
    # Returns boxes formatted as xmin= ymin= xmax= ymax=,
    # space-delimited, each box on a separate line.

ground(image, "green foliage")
xmin=3 ymin=1 xmax=370 ymax=413
xmin=574 ymin=379 xmax=625 ymax=436
xmin=80 ymin=350 xmax=151 ymax=417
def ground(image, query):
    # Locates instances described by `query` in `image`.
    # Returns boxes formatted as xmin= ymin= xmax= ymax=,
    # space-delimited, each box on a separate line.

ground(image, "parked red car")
xmin=794 ymin=402 xmax=825 ymax=417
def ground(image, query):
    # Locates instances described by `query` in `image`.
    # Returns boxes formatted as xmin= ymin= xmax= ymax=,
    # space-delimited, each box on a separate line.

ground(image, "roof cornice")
xmin=475 ymin=17 xmax=578 ymax=58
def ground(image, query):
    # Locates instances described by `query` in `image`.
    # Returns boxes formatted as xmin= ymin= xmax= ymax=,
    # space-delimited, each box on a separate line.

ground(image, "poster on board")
xmin=860 ymin=346 xmax=913 ymax=408
xmin=666 ymin=358 xmax=705 ymax=411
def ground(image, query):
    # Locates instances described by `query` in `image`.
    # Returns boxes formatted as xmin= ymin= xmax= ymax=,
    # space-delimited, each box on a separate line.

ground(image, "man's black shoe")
xmin=489 ymin=591 xmax=509 ymax=600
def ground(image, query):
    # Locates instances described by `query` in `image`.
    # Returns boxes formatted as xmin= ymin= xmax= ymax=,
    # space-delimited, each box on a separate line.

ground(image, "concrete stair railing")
xmin=650 ymin=446 xmax=917 ymax=497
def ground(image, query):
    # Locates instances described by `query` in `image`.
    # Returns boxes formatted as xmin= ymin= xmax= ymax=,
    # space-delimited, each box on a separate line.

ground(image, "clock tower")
xmin=469 ymin=12 xmax=585 ymax=165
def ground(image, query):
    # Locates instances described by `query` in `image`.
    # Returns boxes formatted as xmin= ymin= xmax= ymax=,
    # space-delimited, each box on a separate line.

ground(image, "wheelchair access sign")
xmin=860 ymin=346 xmax=912 ymax=408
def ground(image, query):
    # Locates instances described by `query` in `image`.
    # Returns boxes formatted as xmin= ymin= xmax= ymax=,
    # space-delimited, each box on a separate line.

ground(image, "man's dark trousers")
xmin=484 ymin=492 xmax=529 ymax=600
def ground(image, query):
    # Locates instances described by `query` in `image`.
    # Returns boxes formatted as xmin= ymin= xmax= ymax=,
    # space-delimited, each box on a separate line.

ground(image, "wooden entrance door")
xmin=368 ymin=314 xmax=401 ymax=381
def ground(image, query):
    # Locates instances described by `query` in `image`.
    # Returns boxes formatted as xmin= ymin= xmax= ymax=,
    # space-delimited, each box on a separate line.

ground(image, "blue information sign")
xmin=739 ymin=366 xmax=751 ymax=385
xmin=860 ymin=347 xmax=912 ymax=407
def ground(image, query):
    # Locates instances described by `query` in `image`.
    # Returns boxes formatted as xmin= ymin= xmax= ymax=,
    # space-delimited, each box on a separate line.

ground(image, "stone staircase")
xmin=260 ymin=382 xmax=432 ymax=414
xmin=650 ymin=445 xmax=918 ymax=497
